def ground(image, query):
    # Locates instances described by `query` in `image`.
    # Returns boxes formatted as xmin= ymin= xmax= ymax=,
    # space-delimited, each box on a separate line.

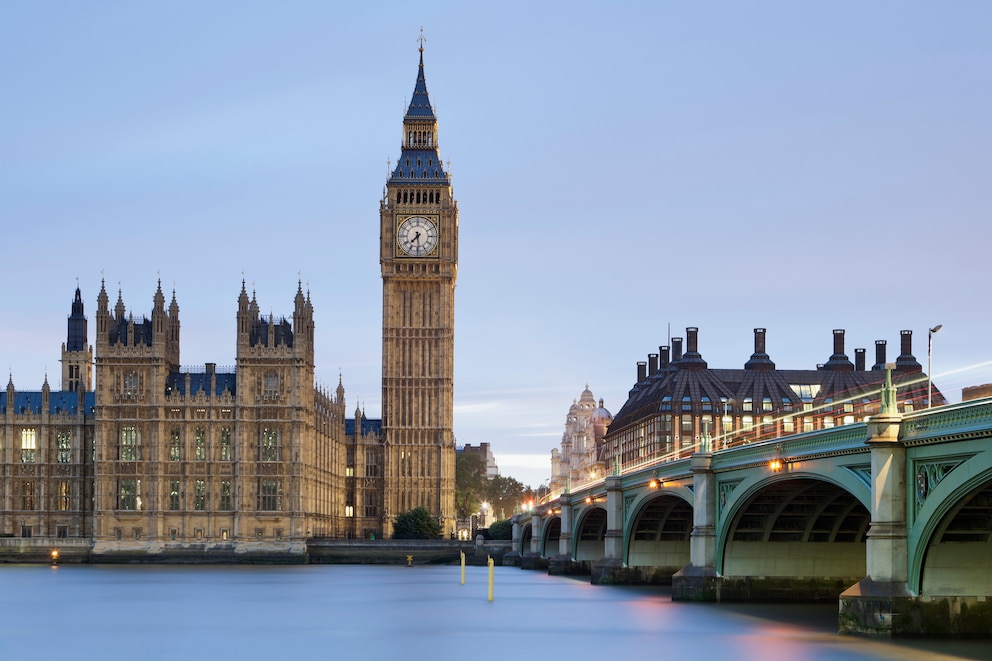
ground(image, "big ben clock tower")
xmin=379 ymin=40 xmax=457 ymax=536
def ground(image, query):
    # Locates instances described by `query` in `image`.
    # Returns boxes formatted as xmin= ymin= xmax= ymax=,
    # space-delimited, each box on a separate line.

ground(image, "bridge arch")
xmin=573 ymin=506 xmax=607 ymax=562
xmin=541 ymin=516 xmax=561 ymax=557
xmin=719 ymin=474 xmax=869 ymax=581
xmin=624 ymin=490 xmax=693 ymax=574
xmin=519 ymin=522 xmax=533 ymax=555
xmin=910 ymin=450 xmax=992 ymax=595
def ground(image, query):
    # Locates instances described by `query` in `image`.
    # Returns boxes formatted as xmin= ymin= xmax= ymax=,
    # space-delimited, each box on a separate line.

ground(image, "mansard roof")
xmin=0 ymin=391 xmax=95 ymax=415
xmin=610 ymin=327 xmax=935 ymax=431
xmin=390 ymin=149 xmax=448 ymax=182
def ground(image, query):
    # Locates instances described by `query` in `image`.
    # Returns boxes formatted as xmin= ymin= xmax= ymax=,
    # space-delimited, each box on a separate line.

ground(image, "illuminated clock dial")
xmin=397 ymin=216 xmax=438 ymax=257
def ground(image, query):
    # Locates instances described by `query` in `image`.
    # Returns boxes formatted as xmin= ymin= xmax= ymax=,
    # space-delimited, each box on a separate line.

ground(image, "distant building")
xmin=603 ymin=327 xmax=945 ymax=472
xmin=550 ymin=386 xmax=613 ymax=494
xmin=460 ymin=442 xmax=499 ymax=478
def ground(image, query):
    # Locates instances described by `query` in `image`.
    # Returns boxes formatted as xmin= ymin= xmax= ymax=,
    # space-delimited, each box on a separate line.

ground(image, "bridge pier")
xmin=503 ymin=518 xmax=523 ymax=566
xmin=592 ymin=476 xmax=628 ymax=584
xmin=520 ymin=512 xmax=547 ymax=570
xmin=549 ymin=494 xmax=584 ymax=575
xmin=840 ymin=408 xmax=915 ymax=635
xmin=672 ymin=453 xmax=720 ymax=599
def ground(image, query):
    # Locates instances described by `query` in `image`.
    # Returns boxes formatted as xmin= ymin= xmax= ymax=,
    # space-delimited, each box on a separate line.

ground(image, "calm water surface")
xmin=1 ymin=564 xmax=989 ymax=660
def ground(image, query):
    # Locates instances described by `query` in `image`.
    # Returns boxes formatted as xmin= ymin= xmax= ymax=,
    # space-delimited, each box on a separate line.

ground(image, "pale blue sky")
xmin=2 ymin=2 xmax=990 ymax=489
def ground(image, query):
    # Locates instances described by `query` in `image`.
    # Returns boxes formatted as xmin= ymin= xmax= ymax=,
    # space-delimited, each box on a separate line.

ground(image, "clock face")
xmin=396 ymin=216 xmax=439 ymax=257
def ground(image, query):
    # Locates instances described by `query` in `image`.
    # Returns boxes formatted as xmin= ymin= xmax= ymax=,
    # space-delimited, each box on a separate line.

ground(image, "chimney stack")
xmin=896 ymin=329 xmax=922 ymax=372
xmin=873 ymin=340 xmax=887 ymax=370
xmin=745 ymin=327 xmax=775 ymax=370
xmin=823 ymin=329 xmax=854 ymax=371
xmin=855 ymin=348 xmax=866 ymax=371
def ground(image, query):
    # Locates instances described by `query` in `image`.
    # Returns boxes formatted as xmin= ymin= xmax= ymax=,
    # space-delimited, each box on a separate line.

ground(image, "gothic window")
xmin=220 ymin=428 xmax=232 ymax=461
xmin=263 ymin=371 xmax=279 ymax=399
xmin=20 ymin=481 xmax=35 ymax=510
xmin=169 ymin=480 xmax=180 ymax=510
xmin=20 ymin=429 xmax=37 ymax=464
xmin=417 ymin=157 xmax=422 ymax=166
xmin=119 ymin=479 xmax=140 ymax=511
xmin=123 ymin=370 xmax=139 ymax=397
xmin=220 ymin=480 xmax=232 ymax=510
xmin=260 ymin=428 xmax=279 ymax=462
xmin=120 ymin=426 xmax=139 ymax=461
xmin=194 ymin=480 xmax=206 ymax=511
xmin=169 ymin=429 xmax=181 ymax=461
xmin=195 ymin=428 xmax=206 ymax=461
xmin=54 ymin=480 xmax=71 ymax=511
xmin=259 ymin=479 xmax=281 ymax=511
xmin=57 ymin=431 xmax=71 ymax=463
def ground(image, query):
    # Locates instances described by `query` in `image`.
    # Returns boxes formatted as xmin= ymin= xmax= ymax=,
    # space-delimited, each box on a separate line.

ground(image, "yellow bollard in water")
xmin=460 ymin=551 xmax=465 ymax=585
xmin=487 ymin=556 xmax=494 ymax=602
xmin=406 ymin=554 xmax=413 ymax=567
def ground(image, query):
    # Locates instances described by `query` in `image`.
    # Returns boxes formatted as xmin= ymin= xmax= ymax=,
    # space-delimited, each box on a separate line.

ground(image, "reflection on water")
xmin=1 ymin=564 xmax=989 ymax=661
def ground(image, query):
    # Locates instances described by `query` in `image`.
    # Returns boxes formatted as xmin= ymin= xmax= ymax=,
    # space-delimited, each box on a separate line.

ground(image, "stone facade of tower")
xmin=378 ymin=45 xmax=458 ymax=536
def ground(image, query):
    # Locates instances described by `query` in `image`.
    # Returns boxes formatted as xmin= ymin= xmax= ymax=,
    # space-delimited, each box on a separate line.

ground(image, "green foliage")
xmin=455 ymin=450 xmax=487 ymax=518
xmin=484 ymin=475 xmax=526 ymax=520
xmin=391 ymin=506 xmax=442 ymax=539
xmin=487 ymin=519 xmax=511 ymax=540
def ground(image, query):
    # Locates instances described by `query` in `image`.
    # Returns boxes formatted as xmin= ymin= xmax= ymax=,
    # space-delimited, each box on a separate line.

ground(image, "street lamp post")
xmin=928 ymin=324 xmax=943 ymax=408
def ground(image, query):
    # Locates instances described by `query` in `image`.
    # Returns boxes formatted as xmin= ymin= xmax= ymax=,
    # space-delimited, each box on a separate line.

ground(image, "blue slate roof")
xmin=0 ymin=391 xmax=95 ymax=415
xmin=390 ymin=149 xmax=448 ymax=182
xmin=346 ymin=417 xmax=382 ymax=437
xmin=405 ymin=50 xmax=435 ymax=119
xmin=165 ymin=371 xmax=237 ymax=397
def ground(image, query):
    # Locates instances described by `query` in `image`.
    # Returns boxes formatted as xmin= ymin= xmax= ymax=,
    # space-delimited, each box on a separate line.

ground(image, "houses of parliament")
xmin=0 ymin=46 xmax=458 ymax=556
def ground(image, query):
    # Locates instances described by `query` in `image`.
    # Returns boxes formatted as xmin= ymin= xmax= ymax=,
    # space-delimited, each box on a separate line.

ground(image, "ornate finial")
xmin=418 ymin=27 xmax=426 ymax=52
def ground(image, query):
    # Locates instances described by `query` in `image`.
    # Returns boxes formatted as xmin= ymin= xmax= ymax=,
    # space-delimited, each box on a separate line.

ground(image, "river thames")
xmin=2 ymin=564 xmax=989 ymax=660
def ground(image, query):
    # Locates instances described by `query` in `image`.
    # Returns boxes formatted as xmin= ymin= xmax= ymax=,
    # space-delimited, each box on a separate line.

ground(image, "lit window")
xmin=220 ymin=428 xmax=232 ymax=461
xmin=783 ymin=416 xmax=795 ymax=433
xmin=263 ymin=371 xmax=279 ymax=398
xmin=55 ymin=480 xmax=70 ymax=511
xmin=169 ymin=480 xmax=180 ymax=510
xmin=195 ymin=429 xmax=206 ymax=461
xmin=119 ymin=479 xmax=140 ymax=511
xmin=260 ymin=429 xmax=279 ymax=462
xmin=345 ymin=505 xmax=355 ymax=517
xmin=120 ymin=426 xmax=139 ymax=461
xmin=259 ymin=480 xmax=281 ymax=511
xmin=20 ymin=429 xmax=37 ymax=464
xmin=743 ymin=398 xmax=753 ymax=412
xmin=169 ymin=429 xmax=181 ymax=461
xmin=220 ymin=480 xmax=232 ymax=510
xmin=762 ymin=398 xmax=773 ymax=412
xmin=57 ymin=431 xmax=72 ymax=463
xmin=123 ymin=370 xmax=139 ymax=397
xmin=21 ymin=481 xmax=35 ymax=510
xmin=194 ymin=480 xmax=206 ymax=511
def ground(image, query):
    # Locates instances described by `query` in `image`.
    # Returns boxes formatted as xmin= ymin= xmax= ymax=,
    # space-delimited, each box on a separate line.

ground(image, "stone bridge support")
xmin=591 ymin=475 xmax=633 ymax=583
xmin=672 ymin=452 xmax=718 ymax=599
xmin=549 ymin=494 xmax=581 ymax=575
xmin=839 ymin=408 xmax=911 ymax=635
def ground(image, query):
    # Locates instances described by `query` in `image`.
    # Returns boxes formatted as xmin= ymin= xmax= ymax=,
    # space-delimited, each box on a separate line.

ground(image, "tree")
xmin=484 ymin=475 xmax=526 ymax=520
xmin=455 ymin=450 xmax=487 ymax=519
xmin=488 ymin=519 xmax=511 ymax=540
xmin=392 ymin=507 xmax=442 ymax=539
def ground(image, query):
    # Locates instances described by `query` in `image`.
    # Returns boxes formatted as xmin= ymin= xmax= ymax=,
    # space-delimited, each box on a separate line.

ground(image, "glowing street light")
xmin=928 ymin=324 xmax=943 ymax=408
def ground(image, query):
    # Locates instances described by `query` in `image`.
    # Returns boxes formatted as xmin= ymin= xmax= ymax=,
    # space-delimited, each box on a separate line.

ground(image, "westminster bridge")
xmin=508 ymin=389 xmax=992 ymax=636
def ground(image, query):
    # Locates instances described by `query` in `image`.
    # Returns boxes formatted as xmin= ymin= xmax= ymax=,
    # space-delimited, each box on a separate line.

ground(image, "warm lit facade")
xmin=2 ymin=282 xmax=349 ymax=555
xmin=604 ymin=327 xmax=945 ymax=473
xmin=550 ymin=386 xmax=612 ymax=494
